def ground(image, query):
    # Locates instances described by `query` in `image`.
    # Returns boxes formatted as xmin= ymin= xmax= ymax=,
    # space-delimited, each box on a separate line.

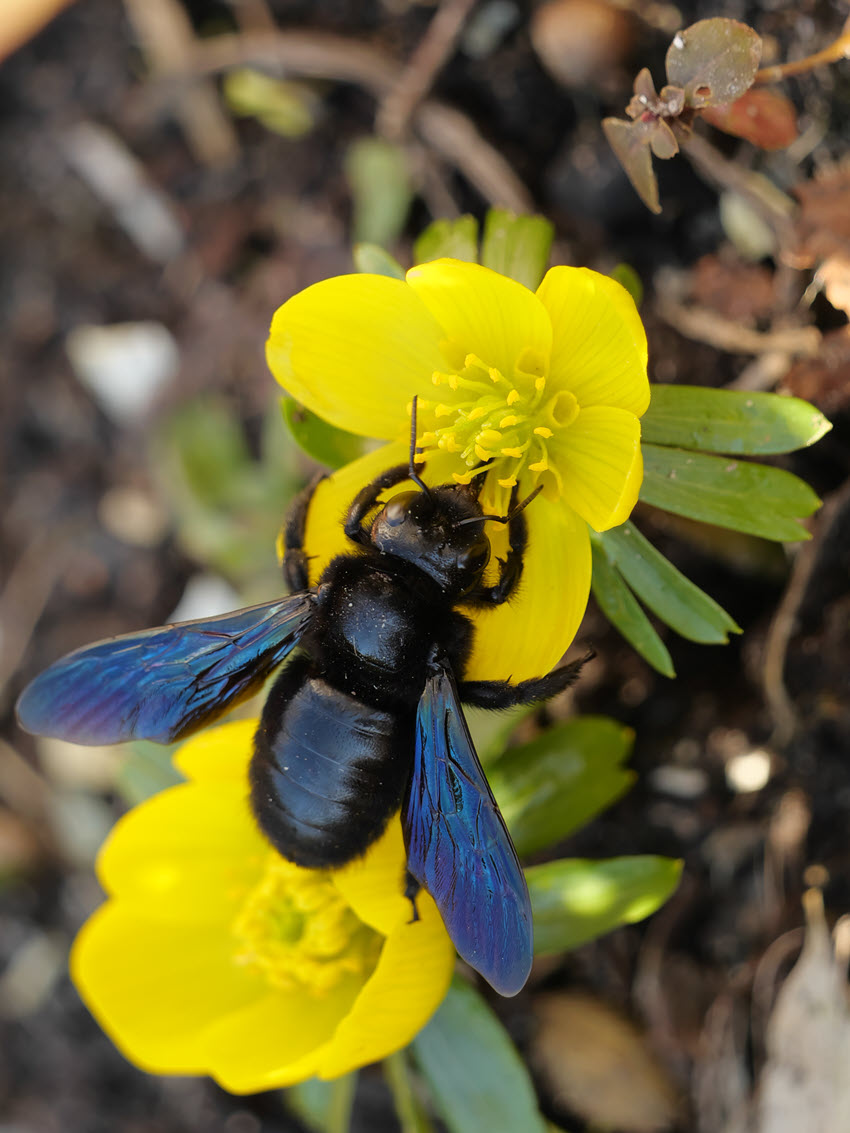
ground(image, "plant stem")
xmin=327 ymin=1073 xmax=357 ymax=1133
xmin=755 ymin=24 xmax=850 ymax=84
xmin=384 ymin=1051 xmax=435 ymax=1133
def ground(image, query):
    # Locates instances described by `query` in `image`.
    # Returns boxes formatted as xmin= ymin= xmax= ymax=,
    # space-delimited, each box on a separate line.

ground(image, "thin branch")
xmin=755 ymin=23 xmax=850 ymax=85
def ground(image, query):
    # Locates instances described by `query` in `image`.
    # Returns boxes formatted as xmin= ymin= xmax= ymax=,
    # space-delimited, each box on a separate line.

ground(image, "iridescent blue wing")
xmin=16 ymin=594 xmax=312 ymax=745
xmin=403 ymin=661 xmax=532 ymax=997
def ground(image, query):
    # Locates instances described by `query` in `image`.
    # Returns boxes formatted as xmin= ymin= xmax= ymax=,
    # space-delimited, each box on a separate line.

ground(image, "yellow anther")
xmin=453 ymin=470 xmax=474 ymax=485
xmin=499 ymin=415 xmax=519 ymax=428
xmin=498 ymin=475 xmax=518 ymax=488
xmin=474 ymin=444 xmax=495 ymax=461
xmin=438 ymin=433 xmax=460 ymax=452
xmin=529 ymin=457 xmax=549 ymax=472
xmin=489 ymin=367 xmax=502 ymax=383
xmin=435 ymin=403 xmax=453 ymax=418
xmin=418 ymin=431 xmax=437 ymax=446
xmin=478 ymin=429 xmax=503 ymax=447
xmin=447 ymin=375 xmax=459 ymax=391
xmin=467 ymin=406 xmax=487 ymax=421
xmin=533 ymin=426 xmax=554 ymax=438
xmin=506 ymin=389 xmax=520 ymax=406
xmin=431 ymin=371 xmax=445 ymax=386
xmin=535 ymin=376 xmax=546 ymax=392
xmin=501 ymin=446 xmax=525 ymax=458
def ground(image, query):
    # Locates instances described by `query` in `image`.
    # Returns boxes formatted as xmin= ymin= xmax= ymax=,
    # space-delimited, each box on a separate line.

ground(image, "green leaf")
xmin=384 ymin=1052 xmax=435 ymax=1133
xmin=590 ymin=541 xmax=675 ymax=677
xmin=115 ymin=741 xmax=182 ymax=805
xmin=413 ymin=979 xmax=547 ymax=1133
xmin=640 ymin=444 xmax=821 ymax=541
xmin=601 ymin=522 xmax=740 ymax=644
xmin=665 ymin=18 xmax=761 ymax=108
xmin=414 ymin=216 xmax=479 ymax=265
xmin=465 ymin=702 xmax=538 ymax=765
xmin=281 ymin=397 xmax=366 ymax=470
xmin=480 ymin=209 xmax=554 ymax=290
xmin=528 ymin=856 xmax=683 ymax=954
xmin=286 ymin=1074 xmax=357 ymax=1133
xmin=642 ymin=386 xmax=832 ymax=455
xmin=353 ymin=242 xmax=406 ymax=279
xmin=345 ymin=137 xmax=413 ymax=248
xmin=610 ymin=263 xmax=644 ymax=307
xmin=488 ymin=717 xmax=636 ymax=857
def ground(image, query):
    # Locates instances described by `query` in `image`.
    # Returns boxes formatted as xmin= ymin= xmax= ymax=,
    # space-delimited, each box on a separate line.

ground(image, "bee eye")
xmin=384 ymin=498 xmax=409 ymax=527
xmin=458 ymin=542 xmax=489 ymax=573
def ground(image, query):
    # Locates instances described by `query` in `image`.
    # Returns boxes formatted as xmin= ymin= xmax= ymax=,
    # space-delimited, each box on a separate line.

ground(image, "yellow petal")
xmin=332 ymin=816 xmax=410 ymax=937
xmin=301 ymin=440 xmax=409 ymax=584
xmin=463 ymin=499 xmax=591 ymax=681
xmin=71 ymin=903 xmax=268 ymax=1075
xmin=406 ymin=260 xmax=552 ymax=382
xmin=537 ymin=267 xmax=649 ymax=416
xmin=316 ymin=891 xmax=454 ymax=1079
xmin=267 ymin=274 xmax=443 ymax=439
xmin=96 ymin=781 xmax=266 ymax=917
xmin=199 ymin=975 xmax=364 ymax=1093
xmin=174 ymin=718 xmax=257 ymax=783
xmin=557 ymin=406 xmax=643 ymax=531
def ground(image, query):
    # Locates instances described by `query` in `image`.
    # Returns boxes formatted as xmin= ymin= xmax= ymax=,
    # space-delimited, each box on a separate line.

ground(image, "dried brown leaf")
xmin=702 ymin=88 xmax=798 ymax=150
xmin=602 ymin=116 xmax=660 ymax=213
xmin=792 ymin=166 xmax=850 ymax=268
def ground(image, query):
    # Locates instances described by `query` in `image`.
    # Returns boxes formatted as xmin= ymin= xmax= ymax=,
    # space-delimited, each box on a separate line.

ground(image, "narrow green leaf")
xmin=640 ymin=444 xmax=821 ymax=541
xmin=528 ymin=856 xmax=683 ymax=954
xmin=602 ymin=522 xmax=740 ymax=644
xmin=610 ymin=263 xmax=643 ymax=307
xmin=287 ymin=1074 xmax=357 ymax=1133
xmin=353 ymin=243 xmax=406 ymax=279
xmin=590 ymin=541 xmax=675 ymax=677
xmin=642 ymin=386 xmax=832 ymax=455
xmin=413 ymin=979 xmax=546 ymax=1133
xmin=384 ymin=1052 xmax=434 ymax=1133
xmin=281 ymin=397 xmax=365 ymax=470
xmin=488 ymin=717 xmax=636 ymax=857
xmin=480 ymin=209 xmax=554 ymax=290
xmin=413 ymin=216 xmax=479 ymax=265
xmin=345 ymin=137 xmax=412 ymax=248
xmin=115 ymin=741 xmax=182 ymax=805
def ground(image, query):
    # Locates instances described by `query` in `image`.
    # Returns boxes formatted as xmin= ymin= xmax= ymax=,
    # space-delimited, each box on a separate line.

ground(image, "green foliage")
xmin=414 ymin=216 xmax=480 ymax=265
xmin=281 ymin=398 xmax=366 ymax=470
xmin=345 ymin=137 xmax=413 ymax=248
xmin=640 ymin=444 xmax=821 ymax=541
xmin=527 ymin=857 xmax=683 ymax=954
xmin=488 ymin=717 xmax=636 ymax=856
xmin=642 ymin=386 xmax=832 ymax=454
xmin=115 ymin=741 xmax=183 ymax=804
xmin=600 ymin=522 xmax=740 ymax=644
xmin=353 ymin=243 xmax=406 ymax=279
xmin=286 ymin=1075 xmax=357 ymax=1133
xmin=480 ymin=209 xmax=554 ymax=290
xmin=610 ymin=262 xmax=644 ymax=306
xmin=413 ymin=979 xmax=547 ymax=1133
xmin=590 ymin=541 xmax=675 ymax=677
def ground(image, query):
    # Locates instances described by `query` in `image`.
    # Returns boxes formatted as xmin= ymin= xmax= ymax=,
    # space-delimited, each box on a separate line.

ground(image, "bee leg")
xmin=282 ymin=472 xmax=325 ymax=592
xmin=344 ymin=464 xmax=412 ymax=547
xmin=464 ymin=490 xmax=529 ymax=607
xmin=458 ymin=653 xmax=593 ymax=708
xmin=404 ymin=869 xmax=422 ymax=924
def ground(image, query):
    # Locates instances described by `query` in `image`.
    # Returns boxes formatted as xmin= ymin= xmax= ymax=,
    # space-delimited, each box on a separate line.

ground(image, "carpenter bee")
xmin=17 ymin=401 xmax=586 ymax=996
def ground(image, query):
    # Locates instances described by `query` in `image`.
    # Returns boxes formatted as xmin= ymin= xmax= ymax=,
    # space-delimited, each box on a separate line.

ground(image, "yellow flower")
xmin=71 ymin=721 xmax=455 ymax=1094
xmin=267 ymin=259 xmax=649 ymax=681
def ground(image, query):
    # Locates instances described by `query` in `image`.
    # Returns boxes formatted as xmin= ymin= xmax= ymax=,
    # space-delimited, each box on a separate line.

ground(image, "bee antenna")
xmin=452 ymin=484 xmax=543 ymax=528
xmin=409 ymin=396 xmax=431 ymax=498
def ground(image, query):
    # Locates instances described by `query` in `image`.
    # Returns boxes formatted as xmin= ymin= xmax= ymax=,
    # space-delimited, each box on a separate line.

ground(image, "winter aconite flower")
xmin=71 ymin=721 xmax=454 ymax=1093
xmin=267 ymin=259 xmax=649 ymax=681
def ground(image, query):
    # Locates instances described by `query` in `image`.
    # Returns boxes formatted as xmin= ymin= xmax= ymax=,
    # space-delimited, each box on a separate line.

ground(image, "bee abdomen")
xmin=250 ymin=659 xmax=411 ymax=868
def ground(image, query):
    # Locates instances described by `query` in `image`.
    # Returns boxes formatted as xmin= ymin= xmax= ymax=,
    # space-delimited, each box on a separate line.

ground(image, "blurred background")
xmin=2 ymin=1 xmax=850 ymax=1130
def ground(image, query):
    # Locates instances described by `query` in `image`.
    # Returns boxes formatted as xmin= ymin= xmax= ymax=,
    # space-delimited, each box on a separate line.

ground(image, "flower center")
xmin=232 ymin=854 xmax=382 ymax=995
xmin=415 ymin=344 xmax=578 ymax=503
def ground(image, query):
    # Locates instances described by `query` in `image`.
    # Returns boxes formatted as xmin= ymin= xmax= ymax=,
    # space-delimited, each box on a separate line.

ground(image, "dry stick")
xmin=655 ymin=295 xmax=821 ymax=357
xmin=377 ymin=0 xmax=480 ymax=140
xmin=754 ymin=24 xmax=850 ymax=85
xmin=162 ymin=30 xmax=533 ymax=211
xmin=762 ymin=478 xmax=850 ymax=746
xmin=123 ymin=0 xmax=239 ymax=169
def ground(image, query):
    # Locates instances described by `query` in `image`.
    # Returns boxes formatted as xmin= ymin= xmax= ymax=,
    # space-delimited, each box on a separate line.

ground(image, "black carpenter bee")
xmin=17 ymin=401 xmax=586 ymax=996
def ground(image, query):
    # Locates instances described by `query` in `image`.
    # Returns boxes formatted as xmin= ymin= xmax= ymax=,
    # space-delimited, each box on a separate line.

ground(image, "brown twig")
xmin=654 ymin=293 xmax=821 ymax=359
xmin=377 ymin=0 xmax=479 ymax=140
xmin=123 ymin=0 xmax=239 ymax=168
xmin=754 ymin=22 xmax=850 ymax=85
xmin=149 ymin=30 xmax=533 ymax=211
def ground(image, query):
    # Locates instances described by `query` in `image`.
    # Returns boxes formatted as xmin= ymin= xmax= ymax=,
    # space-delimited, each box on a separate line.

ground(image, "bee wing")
xmin=403 ymin=661 xmax=532 ymax=997
xmin=16 ymin=593 xmax=312 ymax=745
